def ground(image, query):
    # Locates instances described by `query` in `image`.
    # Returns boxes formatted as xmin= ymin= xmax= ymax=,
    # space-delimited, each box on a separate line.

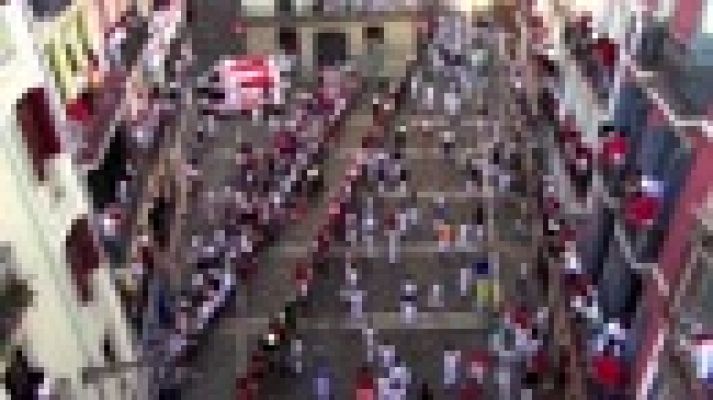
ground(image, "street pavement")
xmin=177 ymin=9 xmax=554 ymax=400
xmin=255 ymin=29 xmax=551 ymax=399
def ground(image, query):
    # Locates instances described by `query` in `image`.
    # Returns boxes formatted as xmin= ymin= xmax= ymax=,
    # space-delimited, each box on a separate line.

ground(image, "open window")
xmin=278 ymin=26 xmax=298 ymax=55
xmin=3 ymin=347 xmax=45 ymax=400
xmin=101 ymin=332 xmax=117 ymax=365
xmin=27 ymin=0 xmax=72 ymax=19
xmin=15 ymin=87 xmax=61 ymax=182
xmin=0 ymin=246 xmax=32 ymax=351
xmin=364 ymin=26 xmax=384 ymax=44
xmin=65 ymin=216 xmax=101 ymax=303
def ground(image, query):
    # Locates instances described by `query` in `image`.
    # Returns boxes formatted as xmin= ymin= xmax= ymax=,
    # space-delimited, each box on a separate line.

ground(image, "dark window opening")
xmin=102 ymin=333 xmax=117 ymax=365
xmin=66 ymin=217 xmax=101 ymax=303
xmin=0 ymin=251 xmax=32 ymax=348
xmin=15 ymin=87 xmax=61 ymax=182
xmin=364 ymin=26 xmax=384 ymax=43
xmin=278 ymin=27 xmax=298 ymax=55
xmin=4 ymin=347 xmax=45 ymax=400
xmin=148 ymin=185 xmax=176 ymax=251
xmin=87 ymin=130 xmax=129 ymax=210
xmin=315 ymin=31 xmax=347 ymax=67
xmin=28 ymin=0 xmax=72 ymax=18
xmin=277 ymin=0 xmax=293 ymax=14
xmin=65 ymin=43 xmax=79 ymax=74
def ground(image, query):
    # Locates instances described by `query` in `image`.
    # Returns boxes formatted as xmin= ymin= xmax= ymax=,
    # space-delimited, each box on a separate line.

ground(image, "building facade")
xmin=0 ymin=0 xmax=167 ymax=398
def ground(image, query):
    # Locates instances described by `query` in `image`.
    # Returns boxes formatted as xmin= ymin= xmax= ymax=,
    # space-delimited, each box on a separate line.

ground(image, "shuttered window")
xmin=15 ymin=87 xmax=61 ymax=182
xmin=65 ymin=216 xmax=101 ymax=303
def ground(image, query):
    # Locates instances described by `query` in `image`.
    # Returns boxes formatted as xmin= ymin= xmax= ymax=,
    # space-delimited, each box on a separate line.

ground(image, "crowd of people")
xmin=107 ymin=9 xmax=696 ymax=400
xmin=233 ymin=17 xmax=563 ymax=400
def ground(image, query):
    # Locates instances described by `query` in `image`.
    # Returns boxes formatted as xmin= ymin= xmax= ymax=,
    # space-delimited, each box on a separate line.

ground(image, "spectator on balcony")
xmin=623 ymin=175 xmax=663 ymax=233
xmin=600 ymin=129 xmax=628 ymax=170
xmin=691 ymin=333 xmax=713 ymax=389
xmin=590 ymin=345 xmax=627 ymax=400
xmin=106 ymin=21 xmax=128 ymax=70
xmin=98 ymin=203 xmax=125 ymax=259
xmin=591 ymin=37 xmax=618 ymax=95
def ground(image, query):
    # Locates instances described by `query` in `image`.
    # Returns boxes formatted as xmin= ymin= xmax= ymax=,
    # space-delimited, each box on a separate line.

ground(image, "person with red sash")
xmin=591 ymin=346 xmax=627 ymax=400
xmin=355 ymin=365 xmax=376 ymax=400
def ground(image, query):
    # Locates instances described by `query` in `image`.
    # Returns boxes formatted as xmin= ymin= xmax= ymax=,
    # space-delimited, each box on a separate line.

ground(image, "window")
xmin=102 ymin=332 xmax=117 ymax=364
xmin=278 ymin=27 xmax=298 ymax=55
xmin=87 ymin=129 xmax=129 ymax=210
xmin=0 ymin=16 xmax=16 ymax=67
xmin=76 ymin=10 xmax=91 ymax=63
xmin=148 ymin=183 xmax=176 ymax=250
xmin=277 ymin=0 xmax=293 ymax=15
xmin=65 ymin=43 xmax=79 ymax=74
xmin=3 ymin=347 xmax=45 ymax=400
xmin=45 ymin=43 xmax=65 ymax=100
xmin=0 ymin=246 xmax=31 ymax=350
xmin=27 ymin=0 xmax=72 ymax=19
xmin=364 ymin=26 xmax=384 ymax=43
xmin=65 ymin=216 xmax=101 ymax=303
xmin=15 ymin=87 xmax=61 ymax=182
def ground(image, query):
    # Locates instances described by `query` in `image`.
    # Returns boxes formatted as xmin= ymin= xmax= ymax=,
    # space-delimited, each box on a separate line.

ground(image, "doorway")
xmin=315 ymin=31 xmax=347 ymax=68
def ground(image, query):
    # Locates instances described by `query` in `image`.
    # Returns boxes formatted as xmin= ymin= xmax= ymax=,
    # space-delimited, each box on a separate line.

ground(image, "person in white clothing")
xmin=457 ymin=223 xmax=470 ymax=250
xmin=459 ymin=265 xmax=472 ymax=298
xmin=363 ymin=327 xmax=376 ymax=364
xmin=397 ymin=209 xmax=409 ymax=236
xmin=387 ymin=364 xmax=411 ymax=400
xmin=378 ymin=344 xmax=397 ymax=370
xmin=387 ymin=228 xmax=398 ymax=265
xmin=443 ymin=348 xmax=461 ymax=389
xmin=439 ymin=130 xmax=456 ymax=160
xmin=429 ymin=283 xmax=444 ymax=309
xmin=400 ymin=280 xmax=417 ymax=324
xmin=424 ymin=85 xmax=435 ymax=111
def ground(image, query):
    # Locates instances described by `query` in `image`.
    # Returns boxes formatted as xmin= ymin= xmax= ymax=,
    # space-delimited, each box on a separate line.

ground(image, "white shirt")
xmin=458 ymin=224 xmax=469 ymax=248
xmin=444 ymin=350 xmax=461 ymax=386
xmin=408 ymin=207 xmax=419 ymax=226
xmin=398 ymin=212 xmax=409 ymax=233
xmin=388 ymin=230 xmax=398 ymax=264
xmin=693 ymin=340 xmax=713 ymax=380
xmin=379 ymin=345 xmax=396 ymax=369
xmin=459 ymin=267 xmax=471 ymax=296
xmin=429 ymin=284 xmax=444 ymax=309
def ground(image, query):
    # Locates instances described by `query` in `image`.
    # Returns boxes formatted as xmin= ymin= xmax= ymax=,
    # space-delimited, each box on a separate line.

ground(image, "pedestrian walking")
xmin=341 ymin=265 xmax=364 ymax=321
xmin=471 ymin=257 xmax=491 ymax=309
xmin=419 ymin=381 xmax=434 ymax=400
xmin=364 ymin=327 xmax=376 ymax=364
xmin=459 ymin=263 xmax=472 ymax=298
xmin=400 ymin=279 xmax=418 ymax=324
xmin=291 ymin=337 xmax=304 ymax=375
xmin=443 ymin=347 xmax=461 ymax=390
xmin=428 ymin=283 xmax=444 ymax=309
xmin=313 ymin=356 xmax=333 ymax=400
xmin=356 ymin=365 xmax=376 ymax=400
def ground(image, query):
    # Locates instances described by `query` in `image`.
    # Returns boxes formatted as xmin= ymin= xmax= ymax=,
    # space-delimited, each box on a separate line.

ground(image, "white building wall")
xmin=243 ymin=0 xmax=275 ymax=17
xmin=0 ymin=1 xmax=137 ymax=398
